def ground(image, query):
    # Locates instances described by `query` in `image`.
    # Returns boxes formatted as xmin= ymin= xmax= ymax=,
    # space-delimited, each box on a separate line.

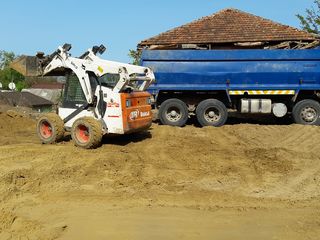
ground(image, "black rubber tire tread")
xmin=158 ymin=98 xmax=189 ymax=127
xmin=37 ymin=113 xmax=65 ymax=144
xmin=292 ymin=99 xmax=320 ymax=125
xmin=71 ymin=117 xmax=103 ymax=149
xmin=196 ymin=99 xmax=228 ymax=127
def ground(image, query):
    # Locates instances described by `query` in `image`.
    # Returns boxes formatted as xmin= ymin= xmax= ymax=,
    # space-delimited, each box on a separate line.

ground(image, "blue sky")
xmin=0 ymin=0 xmax=315 ymax=62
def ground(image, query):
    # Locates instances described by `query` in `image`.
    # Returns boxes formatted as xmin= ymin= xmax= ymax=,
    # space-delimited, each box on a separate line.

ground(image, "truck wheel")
xmin=37 ymin=113 xmax=65 ymax=144
xmin=71 ymin=117 xmax=103 ymax=149
xmin=159 ymin=98 xmax=188 ymax=127
xmin=196 ymin=99 xmax=228 ymax=127
xmin=292 ymin=99 xmax=320 ymax=125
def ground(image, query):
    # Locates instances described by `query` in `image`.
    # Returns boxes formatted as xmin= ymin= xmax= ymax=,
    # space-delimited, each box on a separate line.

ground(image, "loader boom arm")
xmin=10 ymin=44 xmax=155 ymax=104
xmin=82 ymin=50 xmax=155 ymax=92
xmin=42 ymin=45 xmax=94 ymax=103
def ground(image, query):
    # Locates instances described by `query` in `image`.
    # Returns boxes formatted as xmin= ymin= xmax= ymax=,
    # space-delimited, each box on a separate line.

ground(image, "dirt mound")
xmin=0 ymin=115 xmax=320 ymax=239
xmin=0 ymin=112 xmax=36 ymax=145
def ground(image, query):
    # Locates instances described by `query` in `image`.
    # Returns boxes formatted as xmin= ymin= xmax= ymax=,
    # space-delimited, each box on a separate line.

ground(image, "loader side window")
xmin=63 ymin=73 xmax=87 ymax=107
xmin=99 ymin=73 xmax=120 ymax=89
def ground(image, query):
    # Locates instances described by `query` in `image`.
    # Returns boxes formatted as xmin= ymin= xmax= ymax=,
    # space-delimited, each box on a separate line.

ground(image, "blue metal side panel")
xmin=141 ymin=50 xmax=320 ymax=94
xmin=142 ymin=49 xmax=320 ymax=61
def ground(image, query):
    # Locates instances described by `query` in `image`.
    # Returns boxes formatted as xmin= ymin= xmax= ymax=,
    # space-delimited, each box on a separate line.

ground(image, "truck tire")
xmin=71 ymin=117 xmax=103 ymax=149
xmin=37 ymin=113 xmax=65 ymax=144
xmin=292 ymin=99 xmax=320 ymax=125
xmin=196 ymin=99 xmax=228 ymax=127
xmin=159 ymin=98 xmax=188 ymax=127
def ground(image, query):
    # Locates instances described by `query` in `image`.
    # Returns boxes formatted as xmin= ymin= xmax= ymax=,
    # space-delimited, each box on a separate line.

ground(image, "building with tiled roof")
xmin=139 ymin=8 xmax=319 ymax=50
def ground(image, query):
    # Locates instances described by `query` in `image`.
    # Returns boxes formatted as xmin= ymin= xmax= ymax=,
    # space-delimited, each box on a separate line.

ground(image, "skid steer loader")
xmin=11 ymin=44 xmax=155 ymax=148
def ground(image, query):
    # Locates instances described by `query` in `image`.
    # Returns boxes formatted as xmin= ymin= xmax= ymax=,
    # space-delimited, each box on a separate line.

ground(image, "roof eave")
xmin=139 ymin=38 xmax=318 ymax=47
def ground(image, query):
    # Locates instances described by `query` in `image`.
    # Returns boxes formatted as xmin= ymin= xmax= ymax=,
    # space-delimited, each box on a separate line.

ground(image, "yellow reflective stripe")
xmin=229 ymin=90 xmax=244 ymax=95
xmin=229 ymin=90 xmax=295 ymax=95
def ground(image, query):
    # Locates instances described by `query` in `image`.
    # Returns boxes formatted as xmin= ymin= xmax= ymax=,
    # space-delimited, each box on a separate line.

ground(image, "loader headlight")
xmin=147 ymin=97 xmax=152 ymax=105
xmin=126 ymin=99 xmax=132 ymax=107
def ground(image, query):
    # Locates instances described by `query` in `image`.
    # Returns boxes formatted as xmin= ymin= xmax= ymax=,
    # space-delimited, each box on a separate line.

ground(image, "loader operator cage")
xmin=62 ymin=70 xmax=122 ymax=107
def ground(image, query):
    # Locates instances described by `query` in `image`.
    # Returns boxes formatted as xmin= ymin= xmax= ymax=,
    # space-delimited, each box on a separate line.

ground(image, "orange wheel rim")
xmin=40 ymin=120 xmax=53 ymax=139
xmin=76 ymin=124 xmax=89 ymax=143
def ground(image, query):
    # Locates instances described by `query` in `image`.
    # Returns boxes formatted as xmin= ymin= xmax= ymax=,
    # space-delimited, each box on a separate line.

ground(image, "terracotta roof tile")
xmin=139 ymin=8 xmax=317 ymax=46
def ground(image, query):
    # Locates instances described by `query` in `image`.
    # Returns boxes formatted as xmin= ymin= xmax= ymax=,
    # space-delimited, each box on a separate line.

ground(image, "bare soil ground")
xmin=0 ymin=109 xmax=320 ymax=240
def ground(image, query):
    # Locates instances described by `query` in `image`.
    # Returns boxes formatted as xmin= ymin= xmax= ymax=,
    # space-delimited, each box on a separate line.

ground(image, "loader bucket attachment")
xmin=10 ymin=55 xmax=41 ymax=77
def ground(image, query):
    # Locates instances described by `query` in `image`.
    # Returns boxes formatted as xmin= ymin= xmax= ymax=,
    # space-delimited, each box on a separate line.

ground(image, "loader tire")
xmin=196 ymin=99 xmax=228 ymax=127
xmin=71 ymin=117 xmax=103 ymax=149
xmin=159 ymin=98 xmax=188 ymax=127
xmin=37 ymin=113 xmax=65 ymax=144
xmin=292 ymin=99 xmax=320 ymax=125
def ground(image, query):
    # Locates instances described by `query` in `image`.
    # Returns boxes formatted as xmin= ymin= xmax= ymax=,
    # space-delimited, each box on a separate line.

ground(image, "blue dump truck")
xmin=141 ymin=49 xmax=320 ymax=127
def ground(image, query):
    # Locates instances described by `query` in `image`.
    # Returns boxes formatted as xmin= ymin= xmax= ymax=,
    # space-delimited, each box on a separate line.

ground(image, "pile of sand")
xmin=0 ymin=112 xmax=319 ymax=239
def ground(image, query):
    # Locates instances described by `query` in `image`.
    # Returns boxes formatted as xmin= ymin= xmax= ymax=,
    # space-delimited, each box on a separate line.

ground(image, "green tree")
xmin=297 ymin=0 xmax=320 ymax=34
xmin=128 ymin=49 xmax=141 ymax=65
xmin=0 ymin=51 xmax=16 ymax=69
xmin=0 ymin=50 xmax=26 ymax=91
